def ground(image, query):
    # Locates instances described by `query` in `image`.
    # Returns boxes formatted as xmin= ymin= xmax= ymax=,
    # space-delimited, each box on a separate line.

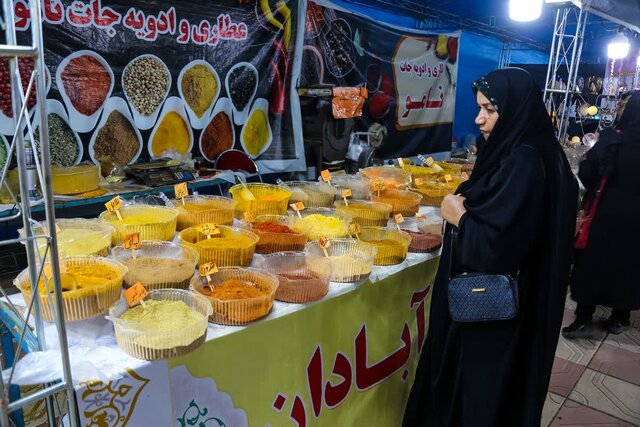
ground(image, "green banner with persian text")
xmin=167 ymin=258 xmax=437 ymax=427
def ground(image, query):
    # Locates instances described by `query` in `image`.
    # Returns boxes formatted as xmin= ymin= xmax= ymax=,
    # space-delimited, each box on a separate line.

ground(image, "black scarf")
xmin=600 ymin=90 xmax=640 ymax=175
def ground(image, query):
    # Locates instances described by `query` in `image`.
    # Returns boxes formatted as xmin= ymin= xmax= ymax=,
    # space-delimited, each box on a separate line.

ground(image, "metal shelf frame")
xmin=0 ymin=0 xmax=78 ymax=426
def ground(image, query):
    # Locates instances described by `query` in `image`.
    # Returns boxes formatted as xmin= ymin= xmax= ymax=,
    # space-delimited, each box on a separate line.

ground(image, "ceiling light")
xmin=509 ymin=0 xmax=543 ymax=22
xmin=608 ymin=33 xmax=630 ymax=59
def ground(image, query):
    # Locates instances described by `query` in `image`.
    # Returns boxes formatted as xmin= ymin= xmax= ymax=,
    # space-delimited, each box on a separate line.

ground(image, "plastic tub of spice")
xmin=29 ymin=99 xmax=83 ymax=167
xmin=261 ymin=252 xmax=332 ymax=303
xmin=396 ymin=218 xmax=443 ymax=253
xmin=51 ymin=165 xmax=100 ymax=195
xmin=108 ymin=289 xmax=211 ymax=360
xmin=358 ymin=227 xmax=411 ymax=266
xmin=173 ymin=195 xmax=236 ymax=230
xmin=290 ymin=207 xmax=352 ymax=240
xmin=111 ymin=241 xmax=200 ymax=290
xmin=360 ymin=166 xmax=412 ymax=190
xmin=178 ymin=225 xmax=259 ymax=267
xmin=322 ymin=174 xmax=370 ymax=200
xmin=122 ymin=54 xmax=171 ymax=130
xmin=241 ymin=98 xmax=273 ymax=158
xmin=370 ymin=189 xmax=422 ymax=217
xmin=199 ymin=98 xmax=235 ymax=162
xmin=178 ymin=60 xmax=221 ymax=129
xmin=89 ymin=97 xmax=143 ymax=171
xmin=243 ymin=215 xmax=308 ymax=254
xmin=99 ymin=204 xmax=178 ymax=245
xmin=411 ymin=181 xmax=458 ymax=206
xmin=191 ymin=267 xmax=278 ymax=325
xmin=334 ymin=200 xmax=392 ymax=227
xmin=436 ymin=161 xmax=464 ymax=176
xmin=229 ymin=183 xmax=292 ymax=218
xmin=14 ymin=256 xmax=127 ymax=322
xmin=20 ymin=218 xmax=115 ymax=258
xmin=285 ymin=181 xmax=335 ymax=208
xmin=417 ymin=212 xmax=444 ymax=235
xmin=56 ymin=50 xmax=114 ymax=133
xmin=400 ymin=164 xmax=440 ymax=181
xmin=305 ymin=238 xmax=377 ymax=283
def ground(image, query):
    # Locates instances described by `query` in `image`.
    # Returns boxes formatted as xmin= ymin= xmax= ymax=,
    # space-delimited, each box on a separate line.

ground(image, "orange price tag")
xmin=290 ymin=202 xmax=305 ymax=211
xmin=105 ymin=196 xmax=123 ymax=220
xmin=461 ymin=172 xmax=469 ymax=179
xmin=341 ymin=188 xmax=352 ymax=198
xmin=372 ymin=181 xmax=386 ymax=192
xmin=318 ymin=237 xmax=331 ymax=249
xmin=243 ymin=212 xmax=256 ymax=224
xmin=123 ymin=232 xmax=141 ymax=250
xmin=320 ymin=169 xmax=332 ymax=183
xmin=426 ymin=157 xmax=434 ymax=166
xmin=199 ymin=262 xmax=218 ymax=277
xmin=444 ymin=174 xmax=452 ymax=183
xmin=124 ymin=282 xmax=148 ymax=308
xmin=174 ymin=182 xmax=188 ymax=200
xmin=197 ymin=223 xmax=220 ymax=236
xmin=349 ymin=223 xmax=361 ymax=235
xmin=394 ymin=213 xmax=405 ymax=224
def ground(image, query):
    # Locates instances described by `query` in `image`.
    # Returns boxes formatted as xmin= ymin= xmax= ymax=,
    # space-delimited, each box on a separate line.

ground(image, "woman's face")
xmin=475 ymin=91 xmax=499 ymax=140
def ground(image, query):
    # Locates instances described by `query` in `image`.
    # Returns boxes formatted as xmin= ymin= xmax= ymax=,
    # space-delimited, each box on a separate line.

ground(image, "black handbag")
xmin=447 ymin=229 xmax=519 ymax=322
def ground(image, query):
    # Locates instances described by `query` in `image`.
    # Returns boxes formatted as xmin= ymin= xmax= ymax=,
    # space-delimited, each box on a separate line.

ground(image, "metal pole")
xmin=28 ymin=0 xmax=80 ymax=423
xmin=544 ymin=8 xmax=561 ymax=103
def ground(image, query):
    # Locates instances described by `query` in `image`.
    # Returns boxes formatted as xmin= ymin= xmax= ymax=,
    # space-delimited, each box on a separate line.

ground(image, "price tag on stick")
xmin=372 ymin=180 xmax=385 ymax=196
xmin=318 ymin=237 xmax=331 ymax=257
xmin=397 ymin=157 xmax=405 ymax=167
xmin=105 ymin=196 xmax=123 ymax=220
xmin=290 ymin=202 xmax=305 ymax=218
xmin=320 ymin=169 xmax=332 ymax=184
xmin=444 ymin=174 xmax=452 ymax=183
xmin=349 ymin=223 xmax=361 ymax=240
xmin=462 ymin=172 xmax=469 ymax=179
xmin=394 ymin=213 xmax=405 ymax=231
xmin=174 ymin=182 xmax=188 ymax=205
xmin=341 ymin=188 xmax=352 ymax=206
xmin=124 ymin=282 xmax=148 ymax=308
xmin=124 ymin=232 xmax=141 ymax=259
xmin=199 ymin=262 xmax=218 ymax=291
xmin=197 ymin=223 xmax=220 ymax=239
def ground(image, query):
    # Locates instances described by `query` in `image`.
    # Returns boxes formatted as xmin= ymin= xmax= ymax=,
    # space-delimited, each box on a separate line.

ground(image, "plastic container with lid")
xmin=111 ymin=241 xmax=199 ymax=290
xmin=370 ymin=189 xmax=422 ymax=217
xmin=395 ymin=217 xmax=444 ymax=253
xmin=14 ymin=255 xmax=128 ymax=321
xmin=108 ymin=289 xmax=211 ymax=360
xmin=51 ymin=165 xmax=100 ymax=195
xmin=178 ymin=225 xmax=258 ymax=267
xmin=411 ymin=181 xmax=458 ymax=206
xmin=437 ymin=161 xmax=464 ymax=176
xmin=242 ymin=214 xmax=308 ymax=254
xmin=289 ymin=207 xmax=352 ymax=240
xmin=360 ymin=166 xmax=411 ymax=189
xmin=400 ymin=164 xmax=440 ymax=181
xmin=172 ymin=195 xmax=236 ymax=230
xmin=99 ymin=204 xmax=178 ymax=245
xmin=191 ymin=266 xmax=278 ymax=325
xmin=358 ymin=226 xmax=411 ymax=265
xmin=229 ymin=183 xmax=292 ymax=218
xmin=305 ymin=238 xmax=377 ymax=283
xmin=285 ymin=181 xmax=335 ymax=208
xmin=334 ymin=200 xmax=392 ymax=227
xmin=323 ymin=174 xmax=370 ymax=200
xmin=20 ymin=218 xmax=115 ymax=257
xmin=261 ymin=252 xmax=332 ymax=303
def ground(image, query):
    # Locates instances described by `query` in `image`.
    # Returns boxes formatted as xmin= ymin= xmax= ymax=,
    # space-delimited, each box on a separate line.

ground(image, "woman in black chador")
xmin=403 ymin=68 xmax=577 ymax=427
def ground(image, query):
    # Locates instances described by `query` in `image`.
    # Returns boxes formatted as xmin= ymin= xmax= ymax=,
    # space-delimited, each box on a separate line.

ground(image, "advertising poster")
xmin=301 ymin=0 xmax=460 ymax=159
xmin=3 ymin=0 xmax=304 ymax=173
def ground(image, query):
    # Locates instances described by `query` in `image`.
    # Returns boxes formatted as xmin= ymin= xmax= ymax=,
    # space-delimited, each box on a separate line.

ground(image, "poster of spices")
xmin=5 ymin=0 xmax=304 ymax=174
xmin=302 ymin=0 xmax=459 ymax=158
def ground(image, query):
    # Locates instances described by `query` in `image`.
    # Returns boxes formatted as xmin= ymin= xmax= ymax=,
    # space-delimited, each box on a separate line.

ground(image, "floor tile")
xmin=604 ymin=319 xmax=640 ymax=353
xmin=542 ymin=392 xmax=566 ymax=427
xmin=550 ymin=398 xmax=636 ymax=426
xmin=555 ymin=332 xmax=604 ymax=366
xmin=589 ymin=344 xmax=640 ymax=387
xmin=569 ymin=369 xmax=640 ymax=425
xmin=550 ymin=357 xmax=587 ymax=397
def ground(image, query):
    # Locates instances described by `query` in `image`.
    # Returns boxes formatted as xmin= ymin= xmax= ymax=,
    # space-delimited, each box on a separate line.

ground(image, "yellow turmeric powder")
xmin=30 ymin=263 xmax=119 ymax=294
xmin=196 ymin=234 xmax=254 ymax=249
xmin=243 ymin=109 xmax=269 ymax=157
xmin=199 ymin=279 xmax=265 ymax=300
xmin=181 ymin=64 xmax=216 ymax=118
xmin=151 ymin=111 xmax=190 ymax=157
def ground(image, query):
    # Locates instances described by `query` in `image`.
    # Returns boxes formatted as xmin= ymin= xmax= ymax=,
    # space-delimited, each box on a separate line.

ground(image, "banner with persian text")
xmin=300 ymin=0 xmax=459 ymax=159
xmin=4 ymin=0 xmax=304 ymax=173
xmin=74 ymin=258 xmax=438 ymax=426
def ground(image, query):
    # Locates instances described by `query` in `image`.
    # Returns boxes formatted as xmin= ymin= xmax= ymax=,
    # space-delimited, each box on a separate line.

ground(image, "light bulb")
xmin=509 ymin=0 xmax=543 ymax=22
xmin=607 ymin=33 xmax=630 ymax=59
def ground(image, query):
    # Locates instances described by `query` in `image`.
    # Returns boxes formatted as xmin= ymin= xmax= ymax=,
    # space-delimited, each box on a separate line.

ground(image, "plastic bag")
xmin=332 ymin=87 xmax=368 ymax=119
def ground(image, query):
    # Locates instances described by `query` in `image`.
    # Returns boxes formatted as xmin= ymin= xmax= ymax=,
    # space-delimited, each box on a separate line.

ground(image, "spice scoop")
xmin=238 ymin=179 xmax=256 ymax=201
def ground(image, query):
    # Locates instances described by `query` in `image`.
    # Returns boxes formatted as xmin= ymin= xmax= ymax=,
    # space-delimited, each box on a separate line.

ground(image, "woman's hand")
xmin=441 ymin=194 xmax=467 ymax=228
